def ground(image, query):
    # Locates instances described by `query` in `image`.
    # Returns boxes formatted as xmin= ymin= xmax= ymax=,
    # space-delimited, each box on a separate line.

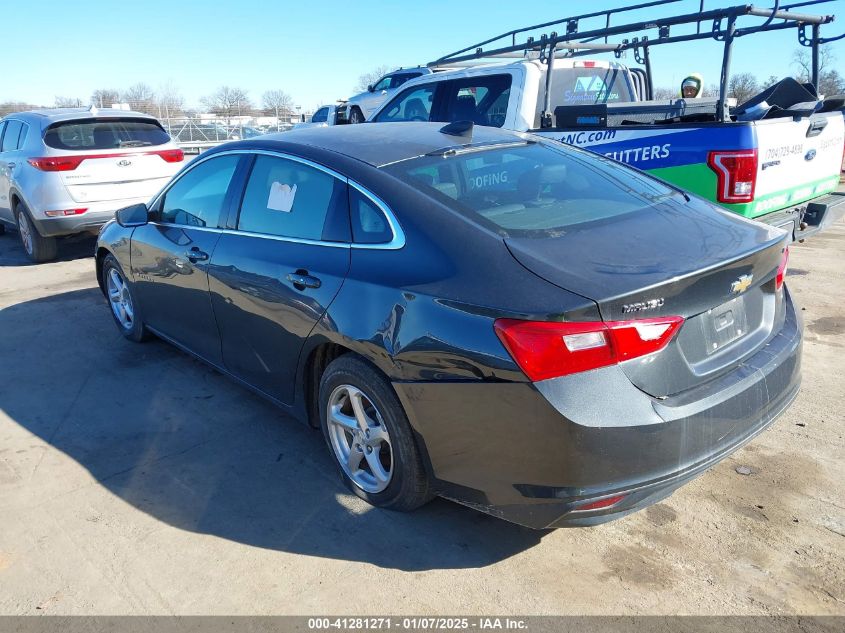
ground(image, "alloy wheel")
xmin=107 ymin=268 xmax=135 ymax=330
xmin=327 ymin=384 xmax=393 ymax=493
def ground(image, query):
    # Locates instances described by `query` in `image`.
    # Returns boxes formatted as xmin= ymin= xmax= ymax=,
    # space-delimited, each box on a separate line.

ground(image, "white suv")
xmin=0 ymin=107 xmax=184 ymax=261
xmin=338 ymin=68 xmax=433 ymax=124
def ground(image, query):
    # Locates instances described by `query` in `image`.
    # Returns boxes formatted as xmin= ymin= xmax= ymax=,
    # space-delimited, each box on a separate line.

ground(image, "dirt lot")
xmin=0 ymin=201 xmax=843 ymax=616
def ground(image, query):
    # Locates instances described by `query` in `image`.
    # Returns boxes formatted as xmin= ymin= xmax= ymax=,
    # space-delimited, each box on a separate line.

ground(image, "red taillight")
xmin=707 ymin=149 xmax=758 ymax=203
xmin=44 ymin=208 xmax=87 ymax=217
xmin=573 ymin=494 xmax=627 ymax=512
xmin=153 ymin=148 xmax=184 ymax=163
xmin=493 ymin=316 xmax=684 ymax=382
xmin=28 ymin=148 xmax=184 ymax=171
xmin=776 ymin=246 xmax=789 ymax=291
xmin=27 ymin=156 xmax=84 ymax=171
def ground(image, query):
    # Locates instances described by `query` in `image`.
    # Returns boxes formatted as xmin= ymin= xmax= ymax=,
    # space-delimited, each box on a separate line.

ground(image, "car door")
xmin=0 ymin=119 xmax=23 ymax=224
xmin=207 ymin=152 xmax=351 ymax=405
xmin=130 ymin=153 xmax=244 ymax=365
xmin=360 ymin=75 xmax=393 ymax=116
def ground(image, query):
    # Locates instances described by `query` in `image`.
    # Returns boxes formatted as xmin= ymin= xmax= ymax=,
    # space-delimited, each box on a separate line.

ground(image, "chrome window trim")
xmin=149 ymin=147 xmax=405 ymax=250
xmin=348 ymin=181 xmax=406 ymax=250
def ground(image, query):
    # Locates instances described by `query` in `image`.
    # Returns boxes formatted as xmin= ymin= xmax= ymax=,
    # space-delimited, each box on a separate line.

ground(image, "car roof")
xmin=2 ymin=108 xmax=159 ymax=127
xmin=248 ymin=122 xmax=531 ymax=168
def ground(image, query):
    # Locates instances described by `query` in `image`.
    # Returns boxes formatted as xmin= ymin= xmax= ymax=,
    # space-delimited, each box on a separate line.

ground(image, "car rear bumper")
xmin=756 ymin=192 xmax=845 ymax=240
xmin=393 ymin=289 xmax=803 ymax=529
xmin=30 ymin=198 xmax=149 ymax=237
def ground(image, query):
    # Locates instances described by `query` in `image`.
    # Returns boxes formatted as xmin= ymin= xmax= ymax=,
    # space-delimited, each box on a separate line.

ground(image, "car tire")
xmin=14 ymin=204 xmax=57 ymax=263
xmin=349 ymin=107 xmax=365 ymax=124
xmin=102 ymin=254 xmax=150 ymax=342
xmin=319 ymin=354 xmax=433 ymax=512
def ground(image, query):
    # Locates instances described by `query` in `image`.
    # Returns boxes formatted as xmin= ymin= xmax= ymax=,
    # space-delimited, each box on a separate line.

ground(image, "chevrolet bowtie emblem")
xmin=731 ymin=274 xmax=753 ymax=294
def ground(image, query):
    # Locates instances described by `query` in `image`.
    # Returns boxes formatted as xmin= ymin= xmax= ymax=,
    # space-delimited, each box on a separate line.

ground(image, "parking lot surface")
xmin=0 ymin=197 xmax=843 ymax=615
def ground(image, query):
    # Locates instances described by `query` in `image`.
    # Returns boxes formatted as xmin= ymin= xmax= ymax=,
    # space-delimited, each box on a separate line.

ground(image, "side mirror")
xmin=367 ymin=84 xmax=374 ymax=93
xmin=116 ymin=203 xmax=149 ymax=228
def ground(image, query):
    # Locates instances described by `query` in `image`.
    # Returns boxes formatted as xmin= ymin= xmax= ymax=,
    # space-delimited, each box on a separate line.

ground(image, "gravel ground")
xmin=0 ymin=196 xmax=842 ymax=616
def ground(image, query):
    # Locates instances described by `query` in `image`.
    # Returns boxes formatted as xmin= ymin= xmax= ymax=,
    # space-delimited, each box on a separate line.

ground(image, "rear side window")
xmin=375 ymin=85 xmax=436 ymax=123
xmin=555 ymin=67 xmax=633 ymax=105
xmin=385 ymin=142 xmax=677 ymax=238
xmin=350 ymin=188 xmax=392 ymax=244
xmin=442 ymin=74 xmax=512 ymax=127
xmin=391 ymin=73 xmax=422 ymax=89
xmin=44 ymin=118 xmax=171 ymax=150
xmin=237 ymin=155 xmax=347 ymax=241
xmin=160 ymin=154 xmax=240 ymax=227
xmin=1 ymin=120 xmax=22 ymax=152
xmin=16 ymin=123 xmax=29 ymax=148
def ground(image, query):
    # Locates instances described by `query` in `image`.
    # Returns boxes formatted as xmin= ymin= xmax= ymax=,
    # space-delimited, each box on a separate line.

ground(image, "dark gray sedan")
xmin=95 ymin=122 xmax=800 ymax=528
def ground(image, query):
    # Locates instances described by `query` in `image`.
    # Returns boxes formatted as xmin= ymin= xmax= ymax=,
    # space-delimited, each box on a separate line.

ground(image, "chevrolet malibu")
xmin=95 ymin=122 xmax=800 ymax=528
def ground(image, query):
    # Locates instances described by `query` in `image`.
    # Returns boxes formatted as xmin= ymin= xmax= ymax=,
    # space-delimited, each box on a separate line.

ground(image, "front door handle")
xmin=7 ymin=162 xmax=15 ymax=169
xmin=185 ymin=247 xmax=209 ymax=262
xmin=286 ymin=271 xmax=322 ymax=290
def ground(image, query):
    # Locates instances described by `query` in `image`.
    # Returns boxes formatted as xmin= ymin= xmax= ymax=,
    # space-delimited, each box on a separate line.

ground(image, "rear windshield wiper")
xmin=117 ymin=140 xmax=152 ymax=148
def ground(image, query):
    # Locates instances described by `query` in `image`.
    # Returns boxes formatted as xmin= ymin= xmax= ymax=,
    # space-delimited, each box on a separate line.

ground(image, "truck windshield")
xmin=555 ymin=67 xmax=632 ymax=104
xmin=384 ymin=141 xmax=677 ymax=238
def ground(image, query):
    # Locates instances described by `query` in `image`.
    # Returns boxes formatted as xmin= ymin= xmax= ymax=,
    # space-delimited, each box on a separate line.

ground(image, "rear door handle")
xmin=185 ymin=247 xmax=209 ymax=262
xmin=286 ymin=271 xmax=321 ymax=290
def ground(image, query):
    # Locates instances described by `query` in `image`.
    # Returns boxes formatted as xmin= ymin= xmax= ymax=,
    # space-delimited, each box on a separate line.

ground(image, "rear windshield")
xmin=43 ymin=118 xmax=171 ymax=150
xmin=383 ymin=141 xmax=678 ymax=238
xmin=554 ymin=67 xmax=633 ymax=104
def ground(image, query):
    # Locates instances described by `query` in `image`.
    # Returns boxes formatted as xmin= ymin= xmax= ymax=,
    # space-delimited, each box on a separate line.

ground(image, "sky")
xmin=4 ymin=0 xmax=844 ymax=111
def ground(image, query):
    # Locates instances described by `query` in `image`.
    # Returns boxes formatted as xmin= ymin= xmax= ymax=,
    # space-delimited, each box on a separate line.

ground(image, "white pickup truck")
xmin=366 ymin=3 xmax=845 ymax=238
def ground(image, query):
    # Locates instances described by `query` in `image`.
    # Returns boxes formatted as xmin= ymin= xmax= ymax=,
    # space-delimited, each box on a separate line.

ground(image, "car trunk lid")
xmin=505 ymin=197 xmax=789 ymax=396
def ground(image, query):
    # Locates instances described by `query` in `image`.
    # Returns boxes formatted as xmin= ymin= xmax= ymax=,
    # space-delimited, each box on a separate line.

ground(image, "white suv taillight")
xmin=707 ymin=150 xmax=758 ymax=203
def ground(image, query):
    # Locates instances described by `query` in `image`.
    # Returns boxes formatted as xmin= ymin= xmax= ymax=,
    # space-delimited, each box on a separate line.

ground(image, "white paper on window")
xmin=267 ymin=182 xmax=297 ymax=212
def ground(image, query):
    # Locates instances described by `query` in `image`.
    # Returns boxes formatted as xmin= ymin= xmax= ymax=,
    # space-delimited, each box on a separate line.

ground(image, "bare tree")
xmin=728 ymin=73 xmax=759 ymax=104
xmin=262 ymin=89 xmax=294 ymax=130
xmin=792 ymin=46 xmax=834 ymax=83
xmin=354 ymin=65 xmax=394 ymax=93
xmin=91 ymin=89 xmax=120 ymax=108
xmin=652 ymin=86 xmax=677 ymax=99
xmin=792 ymin=46 xmax=845 ymax=96
xmin=202 ymin=86 xmax=252 ymax=124
xmin=55 ymin=96 xmax=84 ymax=108
xmin=155 ymin=81 xmax=184 ymax=121
xmin=0 ymin=101 xmax=42 ymax=117
xmin=122 ymin=82 xmax=156 ymax=114
xmin=761 ymin=75 xmax=781 ymax=90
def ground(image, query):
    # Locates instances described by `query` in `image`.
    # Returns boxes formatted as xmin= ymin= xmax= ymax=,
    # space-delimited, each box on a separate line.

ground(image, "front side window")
xmin=442 ymin=74 xmax=512 ymax=127
xmin=1 ymin=120 xmax=22 ymax=152
xmin=372 ymin=76 xmax=392 ymax=91
xmin=237 ymin=155 xmax=346 ymax=241
xmin=159 ymin=154 xmax=240 ymax=227
xmin=385 ymin=142 xmax=678 ymax=238
xmin=311 ymin=107 xmax=329 ymax=123
xmin=44 ymin=118 xmax=171 ymax=150
xmin=0 ymin=122 xmax=7 ymax=149
xmin=374 ymin=85 xmax=436 ymax=123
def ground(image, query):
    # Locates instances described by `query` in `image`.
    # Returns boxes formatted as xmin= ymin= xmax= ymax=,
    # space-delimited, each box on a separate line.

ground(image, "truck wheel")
xmin=15 ymin=204 xmax=57 ymax=262
xmin=349 ymin=107 xmax=365 ymax=124
xmin=319 ymin=355 xmax=433 ymax=512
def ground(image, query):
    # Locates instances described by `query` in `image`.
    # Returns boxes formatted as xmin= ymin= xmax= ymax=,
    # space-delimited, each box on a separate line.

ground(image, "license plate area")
xmin=702 ymin=295 xmax=749 ymax=355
